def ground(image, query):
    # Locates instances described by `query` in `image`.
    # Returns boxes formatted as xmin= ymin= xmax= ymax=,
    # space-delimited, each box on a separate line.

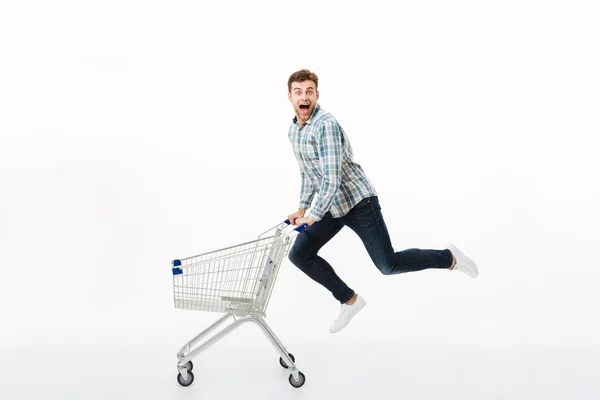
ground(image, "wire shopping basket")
xmin=171 ymin=220 xmax=308 ymax=389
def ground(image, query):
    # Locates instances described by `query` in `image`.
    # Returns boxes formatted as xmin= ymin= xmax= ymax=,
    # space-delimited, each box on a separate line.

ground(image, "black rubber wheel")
xmin=184 ymin=361 xmax=193 ymax=372
xmin=177 ymin=371 xmax=195 ymax=387
xmin=279 ymin=353 xmax=295 ymax=368
xmin=289 ymin=371 xmax=306 ymax=388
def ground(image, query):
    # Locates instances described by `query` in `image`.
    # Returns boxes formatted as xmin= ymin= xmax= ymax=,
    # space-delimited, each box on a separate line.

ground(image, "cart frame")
xmin=171 ymin=220 xmax=307 ymax=388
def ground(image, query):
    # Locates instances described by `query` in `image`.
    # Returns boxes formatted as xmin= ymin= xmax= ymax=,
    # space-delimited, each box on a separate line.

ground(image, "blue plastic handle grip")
xmin=172 ymin=259 xmax=183 ymax=275
xmin=284 ymin=219 xmax=308 ymax=232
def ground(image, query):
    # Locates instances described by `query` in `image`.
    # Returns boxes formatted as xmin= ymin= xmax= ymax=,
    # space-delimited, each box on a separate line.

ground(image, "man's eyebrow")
xmin=293 ymin=86 xmax=315 ymax=91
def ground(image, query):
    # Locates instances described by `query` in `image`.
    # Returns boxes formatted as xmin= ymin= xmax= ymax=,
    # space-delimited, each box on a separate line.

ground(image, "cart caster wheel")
xmin=177 ymin=371 xmax=195 ymax=387
xmin=289 ymin=371 xmax=305 ymax=388
xmin=184 ymin=361 xmax=193 ymax=372
xmin=279 ymin=353 xmax=295 ymax=368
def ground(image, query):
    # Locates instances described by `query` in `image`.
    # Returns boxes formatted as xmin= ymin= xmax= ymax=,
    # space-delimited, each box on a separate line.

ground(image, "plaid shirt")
xmin=288 ymin=104 xmax=377 ymax=222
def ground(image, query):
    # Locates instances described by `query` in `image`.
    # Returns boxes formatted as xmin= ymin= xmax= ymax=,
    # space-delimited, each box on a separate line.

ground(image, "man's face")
xmin=288 ymin=80 xmax=319 ymax=124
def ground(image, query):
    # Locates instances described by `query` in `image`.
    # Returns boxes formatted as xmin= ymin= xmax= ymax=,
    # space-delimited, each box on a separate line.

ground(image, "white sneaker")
xmin=447 ymin=244 xmax=479 ymax=278
xmin=329 ymin=295 xmax=366 ymax=333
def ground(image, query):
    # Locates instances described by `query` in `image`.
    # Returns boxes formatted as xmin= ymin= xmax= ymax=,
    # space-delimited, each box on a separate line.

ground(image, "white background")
xmin=1 ymin=0 xmax=599 ymax=399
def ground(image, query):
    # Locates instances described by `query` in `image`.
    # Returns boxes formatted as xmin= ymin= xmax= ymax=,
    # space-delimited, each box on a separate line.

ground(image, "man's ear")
xmin=316 ymin=90 xmax=319 ymax=100
xmin=288 ymin=92 xmax=292 ymax=102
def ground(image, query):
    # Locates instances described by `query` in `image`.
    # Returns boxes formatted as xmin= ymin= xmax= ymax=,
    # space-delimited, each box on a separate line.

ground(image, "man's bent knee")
xmin=288 ymin=247 xmax=301 ymax=267
xmin=288 ymin=245 xmax=308 ymax=268
xmin=374 ymin=258 xmax=394 ymax=275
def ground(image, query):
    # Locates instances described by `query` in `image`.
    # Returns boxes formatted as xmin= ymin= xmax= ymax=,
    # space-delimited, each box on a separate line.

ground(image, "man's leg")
xmin=288 ymin=212 xmax=355 ymax=303
xmin=342 ymin=196 xmax=454 ymax=274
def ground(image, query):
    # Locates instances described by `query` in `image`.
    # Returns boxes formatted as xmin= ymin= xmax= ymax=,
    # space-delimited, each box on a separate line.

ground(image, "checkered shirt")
xmin=288 ymin=104 xmax=377 ymax=222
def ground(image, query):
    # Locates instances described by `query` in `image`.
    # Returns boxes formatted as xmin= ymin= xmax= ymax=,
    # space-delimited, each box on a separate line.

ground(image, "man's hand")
xmin=287 ymin=208 xmax=306 ymax=226
xmin=295 ymin=217 xmax=315 ymax=227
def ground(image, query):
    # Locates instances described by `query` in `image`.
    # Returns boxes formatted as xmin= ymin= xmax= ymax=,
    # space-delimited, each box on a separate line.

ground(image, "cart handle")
xmin=284 ymin=219 xmax=309 ymax=233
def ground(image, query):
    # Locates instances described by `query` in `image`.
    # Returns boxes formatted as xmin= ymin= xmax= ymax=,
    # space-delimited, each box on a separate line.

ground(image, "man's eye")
xmin=307 ymin=91 xmax=312 ymax=95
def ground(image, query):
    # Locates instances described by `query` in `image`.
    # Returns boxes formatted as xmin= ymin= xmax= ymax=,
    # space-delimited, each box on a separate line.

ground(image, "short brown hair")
xmin=288 ymin=69 xmax=319 ymax=93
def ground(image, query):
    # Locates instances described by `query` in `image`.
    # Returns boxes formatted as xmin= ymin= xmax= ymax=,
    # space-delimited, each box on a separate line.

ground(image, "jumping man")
xmin=285 ymin=69 xmax=479 ymax=333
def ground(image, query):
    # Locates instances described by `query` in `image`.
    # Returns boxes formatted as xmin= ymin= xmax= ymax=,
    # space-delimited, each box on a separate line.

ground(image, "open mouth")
xmin=299 ymin=104 xmax=310 ymax=112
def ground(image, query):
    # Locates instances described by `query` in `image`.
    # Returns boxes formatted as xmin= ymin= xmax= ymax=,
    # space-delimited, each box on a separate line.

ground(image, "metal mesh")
xmin=173 ymin=227 xmax=292 ymax=315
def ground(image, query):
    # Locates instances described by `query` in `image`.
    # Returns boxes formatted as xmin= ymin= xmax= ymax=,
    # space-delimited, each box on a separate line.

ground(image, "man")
xmin=286 ymin=69 xmax=478 ymax=334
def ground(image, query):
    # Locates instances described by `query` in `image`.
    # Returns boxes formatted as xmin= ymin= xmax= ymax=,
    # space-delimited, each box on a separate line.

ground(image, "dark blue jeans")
xmin=288 ymin=196 xmax=453 ymax=303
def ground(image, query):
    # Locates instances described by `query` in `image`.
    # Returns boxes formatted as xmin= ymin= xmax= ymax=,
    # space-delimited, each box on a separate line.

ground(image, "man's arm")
xmin=305 ymin=121 xmax=343 ymax=222
xmin=299 ymin=169 xmax=316 ymax=209
xmin=289 ymin=170 xmax=314 ymax=226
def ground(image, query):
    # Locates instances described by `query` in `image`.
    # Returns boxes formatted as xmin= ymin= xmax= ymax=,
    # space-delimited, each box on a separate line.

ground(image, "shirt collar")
xmin=292 ymin=103 xmax=321 ymax=126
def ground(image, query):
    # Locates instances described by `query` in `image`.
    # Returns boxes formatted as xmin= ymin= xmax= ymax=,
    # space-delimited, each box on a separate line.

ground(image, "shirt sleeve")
xmin=299 ymin=169 xmax=316 ymax=209
xmin=306 ymin=120 xmax=343 ymax=222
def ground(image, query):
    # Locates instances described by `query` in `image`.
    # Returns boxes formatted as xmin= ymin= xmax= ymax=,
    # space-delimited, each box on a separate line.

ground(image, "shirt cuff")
xmin=299 ymin=200 xmax=312 ymax=209
xmin=306 ymin=209 xmax=324 ymax=223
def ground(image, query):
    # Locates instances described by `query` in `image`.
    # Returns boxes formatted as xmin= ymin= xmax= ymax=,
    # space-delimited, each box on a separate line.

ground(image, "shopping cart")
xmin=171 ymin=220 xmax=308 ymax=389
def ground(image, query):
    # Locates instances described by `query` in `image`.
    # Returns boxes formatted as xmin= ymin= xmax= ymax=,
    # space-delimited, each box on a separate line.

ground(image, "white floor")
xmin=2 ymin=337 xmax=598 ymax=400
